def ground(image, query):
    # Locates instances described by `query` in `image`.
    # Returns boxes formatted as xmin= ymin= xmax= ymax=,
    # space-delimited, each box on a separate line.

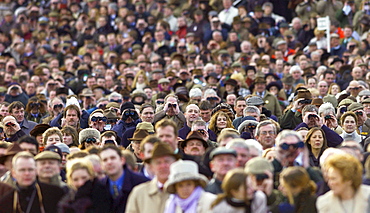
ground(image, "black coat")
xmin=58 ymin=178 xmax=112 ymax=213
xmin=0 ymin=182 xmax=65 ymax=213
xmin=100 ymin=167 xmax=149 ymax=213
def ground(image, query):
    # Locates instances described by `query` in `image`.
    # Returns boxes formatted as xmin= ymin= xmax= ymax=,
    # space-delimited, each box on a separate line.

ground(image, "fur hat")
xmin=79 ymin=128 xmax=100 ymax=145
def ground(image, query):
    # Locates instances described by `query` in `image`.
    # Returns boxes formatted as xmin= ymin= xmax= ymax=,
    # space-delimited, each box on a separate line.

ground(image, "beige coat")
xmin=212 ymin=190 xmax=268 ymax=213
xmin=316 ymin=184 xmax=370 ymax=213
xmin=125 ymin=178 xmax=170 ymax=213
xmin=164 ymin=190 xmax=216 ymax=213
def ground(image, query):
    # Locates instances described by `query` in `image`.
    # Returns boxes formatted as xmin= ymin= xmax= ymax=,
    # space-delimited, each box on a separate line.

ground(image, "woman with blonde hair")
xmin=209 ymin=111 xmax=235 ymax=136
xmin=131 ymin=70 xmax=149 ymax=91
xmin=211 ymin=169 xmax=267 ymax=213
xmin=59 ymin=158 xmax=111 ymax=212
xmin=317 ymin=153 xmax=370 ymax=212
xmin=328 ymin=83 xmax=341 ymax=97
xmin=277 ymin=167 xmax=317 ymax=212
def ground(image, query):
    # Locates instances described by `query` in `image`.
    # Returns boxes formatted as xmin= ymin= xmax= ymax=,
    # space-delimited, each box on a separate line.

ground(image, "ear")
xmin=209 ymin=160 xmax=215 ymax=172
xmin=121 ymin=156 xmax=126 ymax=166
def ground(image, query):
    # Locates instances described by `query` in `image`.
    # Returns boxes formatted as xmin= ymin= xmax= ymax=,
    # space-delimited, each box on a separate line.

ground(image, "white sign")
xmin=317 ymin=17 xmax=330 ymax=31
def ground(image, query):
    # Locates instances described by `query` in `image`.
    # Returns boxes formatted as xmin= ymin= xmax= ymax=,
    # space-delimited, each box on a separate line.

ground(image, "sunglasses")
xmin=53 ymin=104 xmax=63 ymax=109
xmin=85 ymin=138 xmax=97 ymax=144
xmin=280 ymin=141 xmax=305 ymax=150
xmin=168 ymin=103 xmax=177 ymax=108
xmin=5 ymin=122 xmax=15 ymax=127
xmin=91 ymin=116 xmax=107 ymax=122
xmin=110 ymin=99 xmax=122 ymax=103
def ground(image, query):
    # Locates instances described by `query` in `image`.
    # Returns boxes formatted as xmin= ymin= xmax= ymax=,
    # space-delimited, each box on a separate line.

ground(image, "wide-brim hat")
xmin=79 ymin=128 xmax=100 ymax=145
xmin=128 ymin=129 xmax=150 ymax=141
xmin=104 ymin=109 xmax=120 ymax=119
xmin=0 ymin=143 xmax=23 ymax=165
xmin=79 ymin=88 xmax=94 ymax=97
xmin=294 ymin=89 xmax=312 ymax=101
xmin=144 ymin=142 xmax=180 ymax=163
xmin=136 ymin=122 xmax=155 ymax=133
xmin=30 ymin=124 xmax=51 ymax=137
xmin=164 ymin=160 xmax=208 ymax=194
xmin=180 ymin=131 xmax=208 ymax=149
xmin=224 ymin=79 xmax=238 ymax=86
xmin=266 ymin=81 xmax=282 ymax=91
xmin=282 ymin=74 xmax=294 ymax=85
xmin=254 ymin=77 xmax=266 ymax=84
xmin=330 ymin=57 xmax=344 ymax=65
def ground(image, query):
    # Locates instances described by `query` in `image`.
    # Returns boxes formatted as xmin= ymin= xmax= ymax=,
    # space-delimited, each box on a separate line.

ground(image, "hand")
xmin=292 ymin=98 xmax=304 ymax=110
xmin=323 ymin=114 xmax=338 ymax=129
xmin=303 ymin=113 xmax=322 ymax=127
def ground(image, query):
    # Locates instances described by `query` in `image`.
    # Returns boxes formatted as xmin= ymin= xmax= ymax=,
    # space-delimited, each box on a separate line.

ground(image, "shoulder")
xmin=200 ymin=191 xmax=217 ymax=202
xmin=316 ymin=190 xmax=334 ymax=208
xmin=126 ymin=169 xmax=150 ymax=184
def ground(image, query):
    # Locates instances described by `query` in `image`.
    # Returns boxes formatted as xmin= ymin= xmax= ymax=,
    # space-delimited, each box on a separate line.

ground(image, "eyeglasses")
xmin=53 ymin=104 xmax=63 ymax=110
xmin=91 ymin=116 xmax=107 ymax=122
xmin=260 ymin=131 xmax=275 ymax=135
xmin=5 ymin=122 xmax=15 ymax=127
xmin=280 ymin=141 xmax=305 ymax=150
xmin=168 ymin=103 xmax=177 ymax=108
xmin=110 ymin=99 xmax=122 ymax=103
xmin=85 ymin=138 xmax=97 ymax=144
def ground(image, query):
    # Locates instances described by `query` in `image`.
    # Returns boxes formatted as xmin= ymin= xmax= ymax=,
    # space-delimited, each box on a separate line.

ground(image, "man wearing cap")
xmin=252 ymin=78 xmax=282 ymax=117
xmin=0 ymin=143 xmax=23 ymax=188
xmin=126 ymin=142 xmax=179 ymax=213
xmin=233 ymin=105 xmax=261 ymax=129
xmin=181 ymin=131 xmax=208 ymax=156
xmin=99 ymin=146 xmax=149 ymax=212
xmin=153 ymin=94 xmax=186 ymax=129
xmin=278 ymin=74 xmax=295 ymax=105
xmin=2 ymin=115 xmax=25 ymax=142
xmin=8 ymin=101 xmax=37 ymax=135
xmin=35 ymin=151 xmax=67 ymax=189
xmin=0 ymin=152 xmax=65 ymax=212
xmin=112 ymin=102 xmax=140 ymax=141
xmin=128 ymin=128 xmax=151 ymax=163
xmin=348 ymin=102 xmax=370 ymax=143
xmin=205 ymin=147 xmax=237 ymax=194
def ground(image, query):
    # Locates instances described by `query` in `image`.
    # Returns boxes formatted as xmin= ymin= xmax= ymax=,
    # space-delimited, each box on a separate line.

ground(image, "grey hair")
xmin=226 ymin=138 xmax=249 ymax=150
xmin=243 ymin=105 xmax=260 ymax=117
xmin=318 ymin=102 xmax=335 ymax=117
xmin=255 ymin=120 xmax=276 ymax=137
xmin=204 ymin=63 xmax=215 ymax=71
xmin=109 ymin=92 xmax=122 ymax=99
xmin=245 ymin=139 xmax=263 ymax=156
xmin=189 ymin=88 xmax=203 ymax=98
xmin=275 ymin=130 xmax=303 ymax=146
xmin=203 ymin=89 xmax=217 ymax=99
xmin=191 ymin=120 xmax=208 ymax=131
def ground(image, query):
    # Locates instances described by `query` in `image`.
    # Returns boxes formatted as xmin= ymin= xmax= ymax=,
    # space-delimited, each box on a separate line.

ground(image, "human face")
xmin=71 ymin=168 xmax=91 ymax=189
xmin=156 ymin=125 xmax=177 ymax=151
xmin=255 ymin=83 xmax=266 ymax=93
xmin=0 ymin=105 xmax=9 ymax=117
xmin=3 ymin=116 xmax=20 ymax=136
xmin=19 ymin=143 xmax=38 ymax=156
xmin=324 ymin=74 xmax=335 ymax=85
xmin=343 ymin=116 xmax=356 ymax=133
xmin=185 ymin=106 xmax=200 ymax=123
xmin=307 ymin=78 xmax=316 ymax=88
xmin=46 ymin=134 xmax=61 ymax=146
xmin=234 ymin=100 xmax=246 ymax=117
xmin=318 ymin=82 xmax=328 ymax=96
xmin=277 ymin=136 xmax=302 ymax=166
xmin=63 ymin=134 xmax=73 ymax=146
xmin=245 ymin=112 xmax=260 ymax=122
xmin=291 ymin=70 xmax=302 ymax=80
xmin=165 ymin=97 xmax=178 ymax=116
xmin=298 ymin=130 xmax=309 ymax=142
xmin=175 ymin=180 xmax=196 ymax=199
xmin=183 ymin=139 xmax=205 ymax=156
xmin=36 ymin=159 xmax=60 ymax=180
xmin=90 ymin=112 xmax=106 ymax=131
xmin=151 ymin=156 xmax=176 ymax=183
xmin=211 ymin=154 xmax=237 ymax=179
xmin=255 ymin=124 xmax=276 ymax=149
xmin=12 ymin=157 xmax=36 ymax=187
xmin=216 ymin=115 xmax=227 ymax=129
xmin=11 ymin=107 xmax=25 ymax=123
xmin=309 ymin=130 xmax=324 ymax=149
xmin=200 ymin=110 xmax=211 ymax=122
xmin=100 ymin=149 xmax=125 ymax=180
xmin=226 ymin=94 xmax=236 ymax=106
xmin=65 ymin=109 xmax=79 ymax=127
xmin=233 ymin=147 xmax=249 ymax=167
xmin=363 ymin=104 xmax=370 ymax=116
xmin=331 ymin=85 xmax=339 ymax=95
xmin=141 ymin=107 xmax=154 ymax=123
xmin=327 ymin=167 xmax=352 ymax=197
xmin=142 ymin=143 xmax=154 ymax=159
xmin=52 ymin=101 xmax=64 ymax=115
xmin=131 ymin=140 xmax=141 ymax=155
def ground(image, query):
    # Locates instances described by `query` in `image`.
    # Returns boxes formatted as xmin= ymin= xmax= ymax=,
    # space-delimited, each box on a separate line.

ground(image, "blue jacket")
xmin=112 ymin=120 xmax=139 ymax=142
xmin=100 ymin=167 xmax=149 ymax=213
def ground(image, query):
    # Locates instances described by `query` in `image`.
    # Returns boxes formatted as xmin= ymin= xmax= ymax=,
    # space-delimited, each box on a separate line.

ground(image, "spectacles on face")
xmin=53 ymin=104 xmax=63 ymax=110
xmin=280 ymin=141 xmax=305 ymax=150
xmin=91 ymin=116 xmax=107 ymax=122
xmin=260 ymin=131 xmax=275 ymax=135
xmin=85 ymin=138 xmax=97 ymax=144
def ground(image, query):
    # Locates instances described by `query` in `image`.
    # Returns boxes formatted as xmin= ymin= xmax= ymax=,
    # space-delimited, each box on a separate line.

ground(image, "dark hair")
xmin=8 ymin=101 xmax=25 ymax=113
xmin=61 ymin=125 xmax=79 ymax=147
xmin=99 ymin=145 xmax=123 ymax=158
xmin=199 ymin=100 xmax=212 ymax=110
xmin=63 ymin=104 xmax=81 ymax=118
xmin=140 ymin=104 xmax=154 ymax=113
xmin=17 ymin=135 xmax=39 ymax=151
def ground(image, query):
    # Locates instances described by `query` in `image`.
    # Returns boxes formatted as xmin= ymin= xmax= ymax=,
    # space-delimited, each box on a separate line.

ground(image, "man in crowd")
xmin=8 ymin=101 xmax=36 ymax=135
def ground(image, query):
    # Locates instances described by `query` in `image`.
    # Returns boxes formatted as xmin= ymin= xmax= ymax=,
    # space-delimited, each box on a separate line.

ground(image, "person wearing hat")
xmin=205 ymin=147 xmax=237 ymax=194
xmin=252 ymin=77 xmax=282 ymax=117
xmin=128 ymin=128 xmax=151 ymax=163
xmin=330 ymin=33 xmax=346 ymax=57
xmin=79 ymin=128 xmax=101 ymax=150
xmin=180 ymin=131 xmax=209 ymax=156
xmin=35 ymin=150 xmax=67 ymax=189
xmin=103 ymin=108 xmax=120 ymax=129
xmin=2 ymin=115 xmax=26 ymax=143
xmin=347 ymin=102 xmax=370 ymax=141
xmin=121 ymin=120 xmax=155 ymax=148
xmin=0 ymin=143 xmax=23 ymax=188
xmin=163 ymin=160 xmax=216 ymax=213
xmin=0 ymin=152 xmax=66 ymax=212
xmin=112 ymin=102 xmax=140 ymax=141
xmin=278 ymin=74 xmax=295 ymax=104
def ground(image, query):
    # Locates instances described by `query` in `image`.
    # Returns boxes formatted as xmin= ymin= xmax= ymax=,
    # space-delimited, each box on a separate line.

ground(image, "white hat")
xmin=164 ymin=160 xmax=208 ymax=194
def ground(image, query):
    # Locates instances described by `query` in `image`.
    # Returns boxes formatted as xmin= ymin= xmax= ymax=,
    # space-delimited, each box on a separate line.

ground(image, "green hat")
xmin=34 ymin=151 xmax=61 ymax=161
xmin=338 ymin=99 xmax=354 ymax=107
xmin=348 ymin=102 xmax=363 ymax=112
xmin=245 ymin=157 xmax=273 ymax=174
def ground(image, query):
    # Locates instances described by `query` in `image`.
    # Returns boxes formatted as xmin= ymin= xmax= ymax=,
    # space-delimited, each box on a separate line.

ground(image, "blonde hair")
xmin=66 ymin=158 xmax=95 ymax=190
xmin=42 ymin=127 xmax=63 ymax=146
xmin=131 ymin=70 xmax=149 ymax=90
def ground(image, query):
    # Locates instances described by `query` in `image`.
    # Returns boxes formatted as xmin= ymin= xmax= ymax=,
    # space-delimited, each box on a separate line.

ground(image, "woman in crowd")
xmin=209 ymin=111 xmax=234 ymax=136
xmin=340 ymin=112 xmax=361 ymax=143
xmin=58 ymin=158 xmax=111 ymax=213
xmin=328 ymin=83 xmax=341 ymax=97
xmin=131 ymin=70 xmax=149 ymax=91
xmin=43 ymin=127 xmax=63 ymax=147
xmin=61 ymin=125 xmax=79 ymax=147
xmin=305 ymin=127 xmax=328 ymax=167
xmin=277 ymin=167 xmax=317 ymax=213
xmin=211 ymin=169 xmax=267 ymax=213
xmin=317 ymin=153 xmax=370 ymax=212
xmin=163 ymin=160 xmax=216 ymax=213
xmin=25 ymin=97 xmax=47 ymax=123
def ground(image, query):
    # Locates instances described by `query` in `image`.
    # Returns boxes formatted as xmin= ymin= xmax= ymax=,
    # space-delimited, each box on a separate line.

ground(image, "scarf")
xmin=164 ymin=186 xmax=203 ymax=213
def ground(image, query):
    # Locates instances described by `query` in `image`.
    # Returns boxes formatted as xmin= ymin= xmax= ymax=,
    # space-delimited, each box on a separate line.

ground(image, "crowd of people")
xmin=0 ymin=0 xmax=370 ymax=212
